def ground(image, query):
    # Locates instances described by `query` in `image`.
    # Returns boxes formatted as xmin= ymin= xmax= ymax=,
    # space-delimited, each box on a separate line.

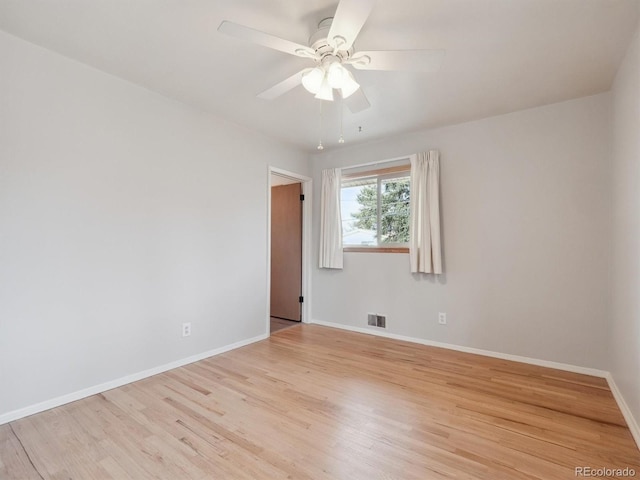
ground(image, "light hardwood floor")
xmin=2 ymin=325 xmax=639 ymax=479
xmin=270 ymin=317 xmax=300 ymax=333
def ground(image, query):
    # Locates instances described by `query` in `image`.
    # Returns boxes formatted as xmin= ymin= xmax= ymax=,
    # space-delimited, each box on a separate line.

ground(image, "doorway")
xmin=268 ymin=168 xmax=311 ymax=334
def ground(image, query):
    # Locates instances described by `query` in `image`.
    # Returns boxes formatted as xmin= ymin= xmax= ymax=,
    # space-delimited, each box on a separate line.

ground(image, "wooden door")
xmin=270 ymin=183 xmax=302 ymax=321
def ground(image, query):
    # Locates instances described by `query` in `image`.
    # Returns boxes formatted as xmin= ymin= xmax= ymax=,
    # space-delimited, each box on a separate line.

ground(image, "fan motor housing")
xmin=309 ymin=17 xmax=353 ymax=63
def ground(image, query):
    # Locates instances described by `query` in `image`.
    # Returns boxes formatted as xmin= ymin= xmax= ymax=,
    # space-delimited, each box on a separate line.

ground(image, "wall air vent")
xmin=367 ymin=313 xmax=386 ymax=328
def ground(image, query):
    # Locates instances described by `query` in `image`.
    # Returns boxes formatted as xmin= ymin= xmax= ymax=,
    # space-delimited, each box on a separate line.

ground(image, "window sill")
xmin=344 ymin=247 xmax=409 ymax=254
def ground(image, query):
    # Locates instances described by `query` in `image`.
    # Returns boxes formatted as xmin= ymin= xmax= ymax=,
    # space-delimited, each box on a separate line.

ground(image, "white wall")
xmin=0 ymin=31 xmax=308 ymax=418
xmin=611 ymin=24 xmax=640 ymax=426
xmin=311 ymin=93 xmax=612 ymax=369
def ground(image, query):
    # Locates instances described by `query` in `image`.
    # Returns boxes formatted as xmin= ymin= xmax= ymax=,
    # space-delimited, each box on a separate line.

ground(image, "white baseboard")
xmin=311 ymin=319 xmax=640 ymax=451
xmin=311 ymin=319 xmax=608 ymax=377
xmin=0 ymin=333 xmax=268 ymax=426
xmin=606 ymin=373 xmax=640 ymax=450
xmin=4 ymin=321 xmax=639 ymax=453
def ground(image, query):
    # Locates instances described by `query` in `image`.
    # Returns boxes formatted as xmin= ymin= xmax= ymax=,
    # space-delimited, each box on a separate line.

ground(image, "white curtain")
xmin=319 ymin=168 xmax=343 ymax=269
xmin=409 ymin=151 xmax=442 ymax=274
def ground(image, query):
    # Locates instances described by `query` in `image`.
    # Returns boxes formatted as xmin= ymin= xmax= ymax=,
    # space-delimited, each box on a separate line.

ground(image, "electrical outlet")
xmin=438 ymin=312 xmax=447 ymax=325
xmin=182 ymin=322 xmax=191 ymax=337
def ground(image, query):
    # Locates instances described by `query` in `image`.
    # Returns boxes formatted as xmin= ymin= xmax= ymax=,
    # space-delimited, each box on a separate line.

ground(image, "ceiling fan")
xmin=218 ymin=0 xmax=445 ymax=114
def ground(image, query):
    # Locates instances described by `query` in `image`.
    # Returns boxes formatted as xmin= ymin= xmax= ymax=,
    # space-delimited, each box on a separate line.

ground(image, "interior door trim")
xmin=267 ymin=167 xmax=312 ymax=335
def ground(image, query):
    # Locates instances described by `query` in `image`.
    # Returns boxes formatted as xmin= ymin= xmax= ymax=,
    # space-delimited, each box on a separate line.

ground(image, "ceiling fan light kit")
xmin=301 ymin=67 xmax=324 ymax=94
xmin=340 ymin=69 xmax=360 ymax=98
xmin=327 ymin=62 xmax=346 ymax=89
xmin=302 ymin=62 xmax=360 ymax=100
xmin=218 ymin=0 xmax=445 ymax=148
xmin=315 ymin=76 xmax=334 ymax=101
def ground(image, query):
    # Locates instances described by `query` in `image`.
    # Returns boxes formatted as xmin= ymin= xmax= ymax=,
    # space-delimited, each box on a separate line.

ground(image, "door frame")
xmin=267 ymin=166 xmax=312 ymax=334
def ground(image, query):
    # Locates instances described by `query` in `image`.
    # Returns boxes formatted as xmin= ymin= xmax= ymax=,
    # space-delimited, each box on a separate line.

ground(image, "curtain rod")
xmin=339 ymin=154 xmax=413 ymax=172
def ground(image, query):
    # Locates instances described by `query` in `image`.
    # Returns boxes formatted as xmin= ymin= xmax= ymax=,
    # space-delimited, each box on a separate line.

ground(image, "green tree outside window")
xmin=350 ymin=177 xmax=410 ymax=244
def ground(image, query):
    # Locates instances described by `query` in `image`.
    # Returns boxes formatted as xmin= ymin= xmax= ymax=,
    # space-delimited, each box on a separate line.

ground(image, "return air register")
xmin=367 ymin=313 xmax=386 ymax=328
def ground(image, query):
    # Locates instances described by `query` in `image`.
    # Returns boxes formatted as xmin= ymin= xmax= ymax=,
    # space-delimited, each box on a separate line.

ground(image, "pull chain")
xmin=339 ymin=96 xmax=345 ymax=144
xmin=317 ymin=100 xmax=324 ymax=150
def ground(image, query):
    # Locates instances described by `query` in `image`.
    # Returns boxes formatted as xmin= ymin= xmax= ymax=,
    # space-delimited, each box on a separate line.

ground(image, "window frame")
xmin=341 ymin=164 xmax=411 ymax=254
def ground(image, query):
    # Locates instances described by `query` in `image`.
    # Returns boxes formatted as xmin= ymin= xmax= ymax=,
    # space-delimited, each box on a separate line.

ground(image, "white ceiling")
xmin=1 ymin=0 xmax=638 ymax=153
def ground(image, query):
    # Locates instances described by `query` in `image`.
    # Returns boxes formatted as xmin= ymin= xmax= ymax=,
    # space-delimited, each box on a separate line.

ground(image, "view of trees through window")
xmin=341 ymin=173 xmax=410 ymax=246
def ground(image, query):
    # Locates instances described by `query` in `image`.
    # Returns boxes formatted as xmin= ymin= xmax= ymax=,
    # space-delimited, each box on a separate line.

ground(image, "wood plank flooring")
xmin=270 ymin=317 xmax=300 ymax=333
xmin=2 ymin=325 xmax=639 ymax=479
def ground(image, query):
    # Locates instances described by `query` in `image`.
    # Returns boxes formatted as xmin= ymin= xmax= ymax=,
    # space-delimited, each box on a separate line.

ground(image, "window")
xmin=341 ymin=165 xmax=410 ymax=253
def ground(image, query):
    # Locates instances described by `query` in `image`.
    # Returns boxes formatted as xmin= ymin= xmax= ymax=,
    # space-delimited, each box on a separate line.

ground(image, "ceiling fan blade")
xmin=218 ymin=21 xmax=316 ymax=58
xmin=327 ymin=0 xmax=375 ymax=51
xmin=350 ymin=49 xmax=445 ymax=72
xmin=257 ymin=69 xmax=308 ymax=100
xmin=344 ymin=88 xmax=370 ymax=113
